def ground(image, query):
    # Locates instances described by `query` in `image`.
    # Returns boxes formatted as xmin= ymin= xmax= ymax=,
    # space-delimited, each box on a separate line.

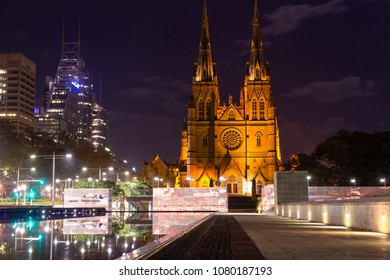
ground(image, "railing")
xmin=128 ymin=188 xmax=153 ymax=197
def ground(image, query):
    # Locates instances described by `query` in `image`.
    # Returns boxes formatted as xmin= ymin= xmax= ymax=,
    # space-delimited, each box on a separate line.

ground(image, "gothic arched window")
xmin=252 ymin=99 xmax=257 ymax=120
xmin=256 ymin=132 xmax=262 ymax=147
xmin=259 ymin=100 xmax=265 ymax=120
xmin=198 ymin=100 xmax=204 ymax=120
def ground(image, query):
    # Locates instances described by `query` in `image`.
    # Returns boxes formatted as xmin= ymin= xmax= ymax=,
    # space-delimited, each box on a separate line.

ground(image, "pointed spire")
xmin=248 ymin=0 xmax=267 ymax=81
xmin=194 ymin=0 xmax=215 ymax=82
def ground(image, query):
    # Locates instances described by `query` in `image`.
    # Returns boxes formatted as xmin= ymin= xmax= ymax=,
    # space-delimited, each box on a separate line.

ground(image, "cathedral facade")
xmin=179 ymin=0 xmax=282 ymax=195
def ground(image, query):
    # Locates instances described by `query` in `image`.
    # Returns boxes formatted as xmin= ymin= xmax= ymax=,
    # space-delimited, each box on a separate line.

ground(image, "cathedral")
xmin=179 ymin=0 xmax=282 ymax=195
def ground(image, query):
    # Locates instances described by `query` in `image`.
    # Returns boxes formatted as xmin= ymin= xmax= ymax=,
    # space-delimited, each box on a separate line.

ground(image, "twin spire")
xmin=194 ymin=0 xmax=267 ymax=83
xmin=194 ymin=0 xmax=215 ymax=82
xmin=248 ymin=0 xmax=267 ymax=81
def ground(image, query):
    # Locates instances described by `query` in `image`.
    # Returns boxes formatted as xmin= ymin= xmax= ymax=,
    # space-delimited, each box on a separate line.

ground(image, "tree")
xmin=293 ymin=130 xmax=390 ymax=186
xmin=0 ymin=120 xmax=32 ymax=194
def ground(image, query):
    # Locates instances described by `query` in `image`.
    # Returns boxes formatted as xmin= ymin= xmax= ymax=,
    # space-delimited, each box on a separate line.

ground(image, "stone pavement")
xmin=234 ymin=213 xmax=390 ymax=260
xmin=146 ymin=215 xmax=264 ymax=260
xmin=144 ymin=213 xmax=390 ymax=260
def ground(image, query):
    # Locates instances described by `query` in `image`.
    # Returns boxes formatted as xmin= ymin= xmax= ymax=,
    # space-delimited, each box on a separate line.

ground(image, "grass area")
xmin=0 ymin=198 xmax=62 ymax=206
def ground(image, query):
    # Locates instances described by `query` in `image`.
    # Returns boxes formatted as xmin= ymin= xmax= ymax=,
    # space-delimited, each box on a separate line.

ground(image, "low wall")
xmin=309 ymin=186 xmax=390 ymax=201
xmin=276 ymin=197 xmax=390 ymax=234
xmin=64 ymin=188 xmax=112 ymax=211
xmin=153 ymin=187 xmax=228 ymax=213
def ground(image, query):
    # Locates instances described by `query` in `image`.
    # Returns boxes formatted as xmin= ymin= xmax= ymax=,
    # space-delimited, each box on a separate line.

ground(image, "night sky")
xmin=1 ymin=0 xmax=389 ymax=170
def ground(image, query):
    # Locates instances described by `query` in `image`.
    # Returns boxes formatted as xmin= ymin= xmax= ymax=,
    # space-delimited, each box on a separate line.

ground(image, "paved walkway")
xmin=146 ymin=215 xmax=264 ymax=260
xmin=134 ymin=212 xmax=390 ymax=260
xmin=234 ymin=213 xmax=390 ymax=260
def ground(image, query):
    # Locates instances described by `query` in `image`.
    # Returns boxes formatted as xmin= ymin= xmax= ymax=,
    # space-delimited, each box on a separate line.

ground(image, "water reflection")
xmin=0 ymin=211 xmax=213 ymax=260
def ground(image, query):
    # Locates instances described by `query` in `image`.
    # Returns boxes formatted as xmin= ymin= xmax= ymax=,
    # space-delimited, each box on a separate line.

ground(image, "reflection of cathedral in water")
xmin=179 ymin=0 xmax=282 ymax=194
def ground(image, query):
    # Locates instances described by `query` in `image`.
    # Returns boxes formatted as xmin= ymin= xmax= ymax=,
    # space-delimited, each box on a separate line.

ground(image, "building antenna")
xmin=62 ymin=20 xmax=65 ymax=47
xmin=99 ymin=72 xmax=102 ymax=105
xmin=78 ymin=18 xmax=82 ymax=58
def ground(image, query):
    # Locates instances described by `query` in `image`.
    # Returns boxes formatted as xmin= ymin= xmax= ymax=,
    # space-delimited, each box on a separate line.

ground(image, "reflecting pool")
xmin=0 ymin=211 xmax=213 ymax=260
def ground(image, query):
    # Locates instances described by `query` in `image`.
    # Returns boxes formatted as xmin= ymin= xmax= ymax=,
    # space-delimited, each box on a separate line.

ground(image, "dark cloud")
xmin=115 ymin=73 xmax=190 ymax=114
xmin=117 ymin=86 xmax=161 ymax=100
xmin=282 ymin=76 xmax=375 ymax=103
xmin=107 ymin=72 xmax=190 ymax=163
xmin=108 ymin=110 xmax=181 ymax=163
xmin=262 ymin=0 xmax=349 ymax=38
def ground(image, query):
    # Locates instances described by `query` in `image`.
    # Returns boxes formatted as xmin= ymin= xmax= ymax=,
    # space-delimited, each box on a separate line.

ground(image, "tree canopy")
xmin=285 ymin=130 xmax=390 ymax=186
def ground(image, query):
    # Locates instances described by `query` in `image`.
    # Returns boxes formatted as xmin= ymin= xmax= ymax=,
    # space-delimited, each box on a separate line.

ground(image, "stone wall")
xmin=153 ymin=187 xmax=228 ymax=213
xmin=274 ymin=171 xmax=308 ymax=205
xmin=64 ymin=188 xmax=112 ymax=211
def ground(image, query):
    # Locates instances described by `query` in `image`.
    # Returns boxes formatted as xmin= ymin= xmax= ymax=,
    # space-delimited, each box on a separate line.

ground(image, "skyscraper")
xmin=91 ymin=102 xmax=109 ymax=151
xmin=0 ymin=53 xmax=36 ymax=136
xmin=180 ymin=0 xmax=282 ymax=194
xmin=36 ymin=27 xmax=94 ymax=144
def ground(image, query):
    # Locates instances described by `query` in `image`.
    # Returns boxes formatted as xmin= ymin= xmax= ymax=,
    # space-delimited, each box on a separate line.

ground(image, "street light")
xmin=154 ymin=177 xmax=163 ymax=188
xmin=82 ymin=166 xmax=121 ymax=182
xmin=82 ymin=167 xmax=103 ymax=181
xmin=13 ymin=188 xmax=21 ymax=205
xmin=186 ymin=177 xmax=194 ymax=188
xmin=380 ymin=178 xmax=386 ymax=187
xmin=88 ymin=177 xmax=94 ymax=188
xmin=219 ymin=176 xmax=226 ymax=188
xmin=307 ymin=176 xmax=311 ymax=186
xmin=16 ymin=167 xmax=36 ymax=205
xmin=109 ymin=167 xmax=120 ymax=182
xmin=350 ymin=178 xmax=356 ymax=199
xmin=30 ymin=152 xmax=72 ymax=207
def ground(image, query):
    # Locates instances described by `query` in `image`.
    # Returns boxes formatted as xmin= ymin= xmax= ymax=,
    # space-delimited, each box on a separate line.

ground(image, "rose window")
xmin=221 ymin=129 xmax=243 ymax=150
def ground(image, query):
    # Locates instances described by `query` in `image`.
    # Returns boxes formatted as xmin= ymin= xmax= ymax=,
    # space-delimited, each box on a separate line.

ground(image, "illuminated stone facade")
xmin=179 ymin=0 xmax=282 ymax=195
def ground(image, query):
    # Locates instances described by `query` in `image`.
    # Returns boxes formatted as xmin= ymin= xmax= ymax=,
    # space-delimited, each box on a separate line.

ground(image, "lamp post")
xmin=124 ymin=171 xmax=130 ymax=181
xmin=307 ymin=176 xmax=311 ymax=187
xmin=31 ymin=152 xmax=72 ymax=207
xmin=380 ymin=178 xmax=386 ymax=187
xmin=350 ymin=178 xmax=356 ymax=199
xmin=82 ymin=167 xmax=99 ymax=181
xmin=186 ymin=177 xmax=194 ymax=188
xmin=154 ymin=177 xmax=163 ymax=188
xmin=108 ymin=167 xmax=120 ymax=182
xmin=83 ymin=166 xmax=120 ymax=182
xmin=219 ymin=176 xmax=226 ymax=188
xmin=86 ymin=178 xmax=98 ymax=188
xmin=13 ymin=188 xmax=20 ymax=205
xmin=16 ymin=167 xmax=36 ymax=205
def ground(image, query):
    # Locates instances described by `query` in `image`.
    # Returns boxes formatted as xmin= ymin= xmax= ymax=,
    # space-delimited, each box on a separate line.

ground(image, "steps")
xmin=228 ymin=195 xmax=258 ymax=213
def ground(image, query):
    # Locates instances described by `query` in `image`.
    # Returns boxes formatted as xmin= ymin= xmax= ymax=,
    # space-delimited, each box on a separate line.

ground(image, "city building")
xmin=179 ymin=0 xmax=282 ymax=195
xmin=0 ymin=53 xmax=36 ymax=136
xmin=35 ymin=28 xmax=94 ymax=144
xmin=91 ymin=102 xmax=109 ymax=151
